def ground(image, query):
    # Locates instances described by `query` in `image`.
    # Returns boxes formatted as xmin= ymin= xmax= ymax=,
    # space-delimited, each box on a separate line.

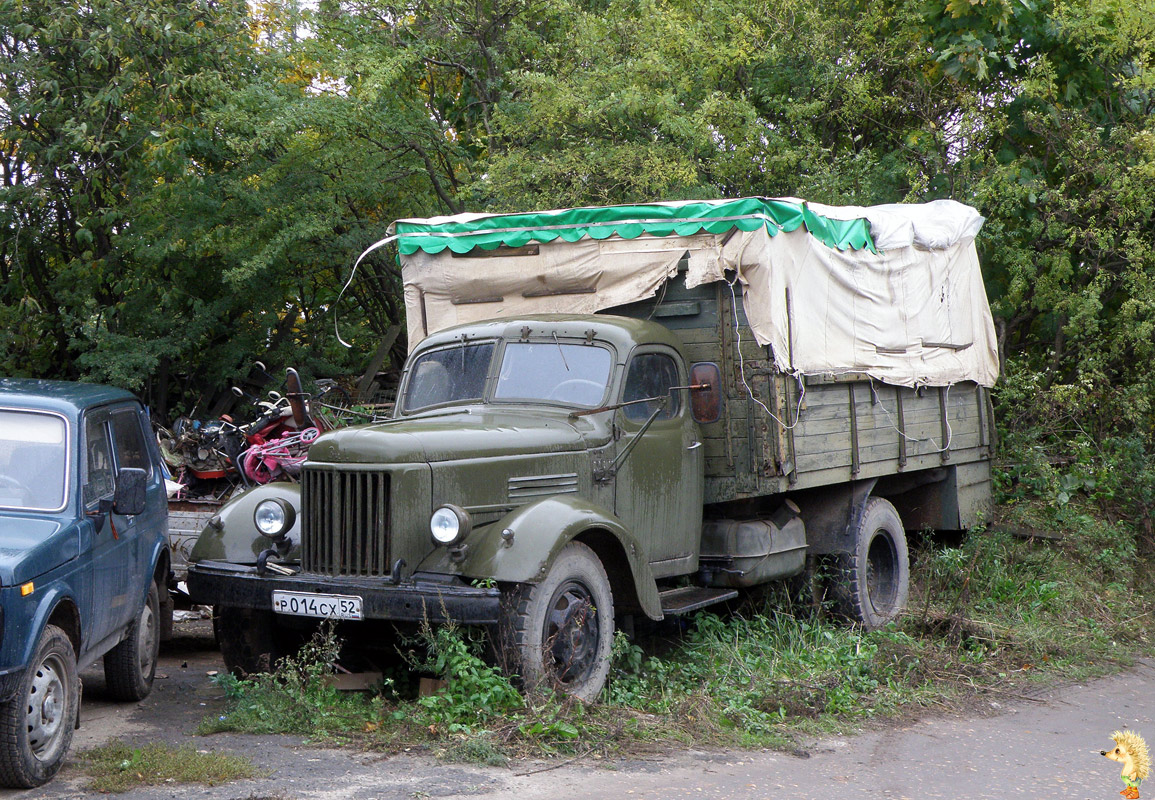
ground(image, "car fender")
xmin=20 ymin=585 xmax=78 ymax=672
xmin=188 ymin=483 xmax=302 ymax=564
xmin=135 ymin=534 xmax=169 ymax=606
xmin=448 ymin=495 xmax=662 ymax=619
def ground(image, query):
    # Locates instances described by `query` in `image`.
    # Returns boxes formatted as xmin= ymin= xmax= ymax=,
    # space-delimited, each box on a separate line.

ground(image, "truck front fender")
xmin=442 ymin=495 xmax=662 ymax=620
xmin=188 ymin=483 xmax=302 ymax=565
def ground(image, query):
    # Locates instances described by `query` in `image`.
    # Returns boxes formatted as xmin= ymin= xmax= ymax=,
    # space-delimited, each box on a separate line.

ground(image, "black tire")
xmin=499 ymin=541 xmax=614 ymax=702
xmin=215 ymin=607 xmax=284 ymax=676
xmin=832 ymin=497 xmax=909 ymax=629
xmin=0 ymin=625 xmax=80 ymax=788
xmin=104 ymin=581 xmax=160 ymax=702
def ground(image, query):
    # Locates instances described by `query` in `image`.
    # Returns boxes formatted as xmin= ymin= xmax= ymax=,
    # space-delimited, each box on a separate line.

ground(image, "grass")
xmin=79 ymin=740 xmax=263 ymax=793
xmin=199 ymin=493 xmax=1155 ymax=765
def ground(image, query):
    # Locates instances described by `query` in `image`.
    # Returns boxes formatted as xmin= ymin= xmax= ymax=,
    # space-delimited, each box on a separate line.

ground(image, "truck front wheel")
xmin=0 ymin=625 xmax=79 ymax=788
xmin=500 ymin=541 xmax=614 ymax=702
xmin=833 ymin=497 xmax=909 ymax=629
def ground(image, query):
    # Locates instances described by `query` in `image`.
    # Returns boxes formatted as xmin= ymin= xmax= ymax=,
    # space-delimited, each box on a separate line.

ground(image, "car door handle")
xmin=687 ymin=441 xmax=702 ymax=450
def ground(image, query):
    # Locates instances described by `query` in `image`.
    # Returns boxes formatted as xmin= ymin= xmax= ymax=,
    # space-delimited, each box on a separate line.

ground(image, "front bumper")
xmin=187 ymin=561 xmax=501 ymax=625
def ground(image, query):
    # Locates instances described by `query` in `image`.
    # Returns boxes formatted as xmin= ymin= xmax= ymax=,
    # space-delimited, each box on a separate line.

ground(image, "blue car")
xmin=0 ymin=379 xmax=170 ymax=788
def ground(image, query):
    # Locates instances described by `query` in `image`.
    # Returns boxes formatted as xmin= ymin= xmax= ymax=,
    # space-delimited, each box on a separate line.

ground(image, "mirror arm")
xmin=87 ymin=497 xmax=118 ymax=538
xmin=595 ymin=398 xmax=669 ymax=482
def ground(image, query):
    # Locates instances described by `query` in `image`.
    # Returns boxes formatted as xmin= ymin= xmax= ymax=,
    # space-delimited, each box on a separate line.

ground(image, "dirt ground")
xmin=11 ymin=616 xmax=1153 ymax=800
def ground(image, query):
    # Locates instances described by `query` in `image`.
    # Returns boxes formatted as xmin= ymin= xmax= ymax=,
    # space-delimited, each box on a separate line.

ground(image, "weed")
xmin=200 ymin=621 xmax=387 ymax=738
xmin=439 ymin=734 xmax=509 ymax=767
xmin=404 ymin=624 xmax=523 ymax=735
xmin=79 ymin=740 xmax=261 ymax=793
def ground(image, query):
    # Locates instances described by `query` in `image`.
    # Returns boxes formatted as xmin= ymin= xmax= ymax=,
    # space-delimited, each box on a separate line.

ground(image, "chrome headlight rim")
xmin=430 ymin=504 xmax=472 ymax=546
xmin=254 ymin=497 xmax=296 ymax=539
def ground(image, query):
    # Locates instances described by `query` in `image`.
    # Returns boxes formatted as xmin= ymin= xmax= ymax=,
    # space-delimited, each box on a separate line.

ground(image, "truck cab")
xmin=190 ymin=315 xmax=707 ymax=699
xmin=0 ymin=380 xmax=170 ymax=788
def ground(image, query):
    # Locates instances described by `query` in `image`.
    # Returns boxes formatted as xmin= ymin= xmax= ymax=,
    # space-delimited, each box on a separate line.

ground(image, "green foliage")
xmin=914 ymin=522 xmax=1147 ymax=661
xmin=604 ymin=609 xmax=901 ymax=739
xmin=405 ymin=624 xmax=523 ymax=734
xmin=203 ymin=621 xmax=388 ymax=736
xmin=994 ymin=360 xmax=1155 ymax=536
xmin=3 ymin=0 xmax=1155 ymax=444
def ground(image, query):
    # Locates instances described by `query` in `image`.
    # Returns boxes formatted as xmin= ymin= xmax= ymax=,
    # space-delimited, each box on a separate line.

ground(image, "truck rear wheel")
xmin=104 ymin=581 xmax=160 ymax=701
xmin=832 ymin=497 xmax=909 ymax=629
xmin=0 ymin=625 xmax=79 ymax=788
xmin=500 ymin=542 xmax=614 ymax=702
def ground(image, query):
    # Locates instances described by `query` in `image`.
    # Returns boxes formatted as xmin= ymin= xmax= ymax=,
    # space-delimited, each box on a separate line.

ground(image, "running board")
xmin=659 ymin=586 xmax=739 ymax=616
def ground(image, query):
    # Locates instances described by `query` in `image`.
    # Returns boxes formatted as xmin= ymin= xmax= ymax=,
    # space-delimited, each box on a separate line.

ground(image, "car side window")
xmin=622 ymin=353 xmax=682 ymax=422
xmin=83 ymin=414 xmax=115 ymax=506
xmin=110 ymin=409 xmax=150 ymax=475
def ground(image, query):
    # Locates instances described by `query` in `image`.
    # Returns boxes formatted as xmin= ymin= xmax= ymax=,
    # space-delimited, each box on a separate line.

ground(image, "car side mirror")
xmin=689 ymin=362 xmax=722 ymax=424
xmin=113 ymin=467 xmax=148 ymax=516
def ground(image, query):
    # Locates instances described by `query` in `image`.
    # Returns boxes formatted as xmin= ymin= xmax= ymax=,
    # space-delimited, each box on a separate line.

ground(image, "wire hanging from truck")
xmin=334 ymin=234 xmax=400 ymax=348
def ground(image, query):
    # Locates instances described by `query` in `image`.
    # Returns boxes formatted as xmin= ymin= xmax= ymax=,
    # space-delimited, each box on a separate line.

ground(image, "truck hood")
xmin=308 ymin=409 xmax=588 ymax=464
xmin=0 ymin=514 xmax=80 ymax=586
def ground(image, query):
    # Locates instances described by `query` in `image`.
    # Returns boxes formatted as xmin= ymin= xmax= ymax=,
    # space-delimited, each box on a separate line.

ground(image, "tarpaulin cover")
xmin=392 ymin=198 xmax=998 ymax=388
xmin=391 ymin=197 xmax=874 ymax=255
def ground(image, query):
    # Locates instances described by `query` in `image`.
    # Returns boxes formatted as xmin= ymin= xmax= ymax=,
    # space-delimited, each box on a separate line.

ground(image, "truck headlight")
xmin=254 ymin=498 xmax=296 ymax=539
xmin=430 ymin=504 xmax=471 ymax=546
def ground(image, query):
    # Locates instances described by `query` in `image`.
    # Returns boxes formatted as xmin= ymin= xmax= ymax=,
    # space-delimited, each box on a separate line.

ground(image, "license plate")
xmin=271 ymin=590 xmax=363 ymax=620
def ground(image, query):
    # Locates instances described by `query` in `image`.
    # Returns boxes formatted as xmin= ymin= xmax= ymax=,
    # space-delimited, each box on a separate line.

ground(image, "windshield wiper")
xmin=552 ymin=332 xmax=570 ymax=372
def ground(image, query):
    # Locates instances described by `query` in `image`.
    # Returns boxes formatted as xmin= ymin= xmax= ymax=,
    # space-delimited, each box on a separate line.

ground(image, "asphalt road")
xmin=9 ymin=617 xmax=1152 ymax=800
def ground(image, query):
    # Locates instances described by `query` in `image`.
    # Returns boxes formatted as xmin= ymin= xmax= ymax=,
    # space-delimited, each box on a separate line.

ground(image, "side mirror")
xmin=113 ymin=467 xmax=148 ymax=516
xmin=689 ymin=362 xmax=722 ymax=424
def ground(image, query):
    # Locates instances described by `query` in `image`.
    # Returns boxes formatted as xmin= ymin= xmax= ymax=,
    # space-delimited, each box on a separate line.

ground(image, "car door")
xmin=81 ymin=403 xmax=151 ymax=648
xmin=613 ymin=348 xmax=704 ymax=578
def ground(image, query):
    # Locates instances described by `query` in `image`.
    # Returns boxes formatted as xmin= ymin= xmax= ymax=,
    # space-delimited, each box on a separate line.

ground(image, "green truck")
xmin=188 ymin=197 xmax=997 ymax=700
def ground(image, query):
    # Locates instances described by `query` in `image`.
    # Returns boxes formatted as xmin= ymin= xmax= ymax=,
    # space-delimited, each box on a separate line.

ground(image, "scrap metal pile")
xmin=157 ymin=368 xmax=383 ymax=501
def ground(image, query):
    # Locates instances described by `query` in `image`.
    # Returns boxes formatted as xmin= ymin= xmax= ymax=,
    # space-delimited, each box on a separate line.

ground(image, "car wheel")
xmin=104 ymin=580 xmax=160 ymax=702
xmin=500 ymin=541 xmax=614 ymax=702
xmin=0 ymin=625 xmax=79 ymax=788
xmin=832 ymin=496 xmax=910 ymax=629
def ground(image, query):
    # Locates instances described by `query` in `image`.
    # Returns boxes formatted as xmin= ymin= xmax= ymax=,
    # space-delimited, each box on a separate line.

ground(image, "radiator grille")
xmin=301 ymin=467 xmax=390 ymax=576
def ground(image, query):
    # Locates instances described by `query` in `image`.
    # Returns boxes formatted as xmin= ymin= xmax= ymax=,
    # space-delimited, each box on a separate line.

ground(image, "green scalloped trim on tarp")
xmin=392 ymin=198 xmax=876 ymax=255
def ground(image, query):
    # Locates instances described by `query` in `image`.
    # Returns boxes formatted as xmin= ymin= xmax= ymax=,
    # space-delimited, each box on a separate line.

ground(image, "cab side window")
xmin=83 ymin=415 xmax=114 ymax=506
xmin=622 ymin=353 xmax=682 ymax=422
xmin=110 ymin=409 xmax=150 ymax=474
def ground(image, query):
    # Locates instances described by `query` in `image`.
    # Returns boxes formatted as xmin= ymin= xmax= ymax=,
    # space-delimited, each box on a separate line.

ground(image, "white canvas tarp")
xmin=397 ymin=199 xmax=999 ymax=388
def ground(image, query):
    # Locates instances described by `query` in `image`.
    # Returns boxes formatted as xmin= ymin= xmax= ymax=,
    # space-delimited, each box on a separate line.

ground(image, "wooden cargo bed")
xmin=605 ymin=267 xmax=994 ymax=531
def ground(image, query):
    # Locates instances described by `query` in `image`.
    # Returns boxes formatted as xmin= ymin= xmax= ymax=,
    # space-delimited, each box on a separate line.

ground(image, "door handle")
xmin=687 ymin=441 xmax=702 ymax=450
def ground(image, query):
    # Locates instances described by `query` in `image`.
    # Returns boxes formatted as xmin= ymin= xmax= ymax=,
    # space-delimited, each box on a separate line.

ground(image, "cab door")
xmin=613 ymin=348 xmax=704 ymax=578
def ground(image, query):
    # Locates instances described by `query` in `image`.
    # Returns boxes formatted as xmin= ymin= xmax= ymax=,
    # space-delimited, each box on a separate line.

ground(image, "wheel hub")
xmin=26 ymin=658 xmax=66 ymax=759
xmin=866 ymin=530 xmax=899 ymax=614
xmin=139 ymin=601 xmax=157 ymax=676
xmin=545 ymin=581 xmax=599 ymax=685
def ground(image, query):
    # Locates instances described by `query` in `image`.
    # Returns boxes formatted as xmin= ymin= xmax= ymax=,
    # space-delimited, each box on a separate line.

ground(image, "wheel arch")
xmin=791 ymin=478 xmax=879 ymax=555
xmin=573 ymin=527 xmax=646 ymax=618
xmin=449 ymin=495 xmax=662 ymax=619
xmin=146 ymin=536 xmax=175 ymax=641
xmin=44 ymin=598 xmax=81 ymax=659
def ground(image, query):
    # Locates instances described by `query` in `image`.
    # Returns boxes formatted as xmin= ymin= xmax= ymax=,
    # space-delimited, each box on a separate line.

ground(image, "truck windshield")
xmin=494 ymin=342 xmax=612 ymax=407
xmin=403 ymin=342 xmax=496 ymax=413
xmin=0 ymin=410 xmax=68 ymax=511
